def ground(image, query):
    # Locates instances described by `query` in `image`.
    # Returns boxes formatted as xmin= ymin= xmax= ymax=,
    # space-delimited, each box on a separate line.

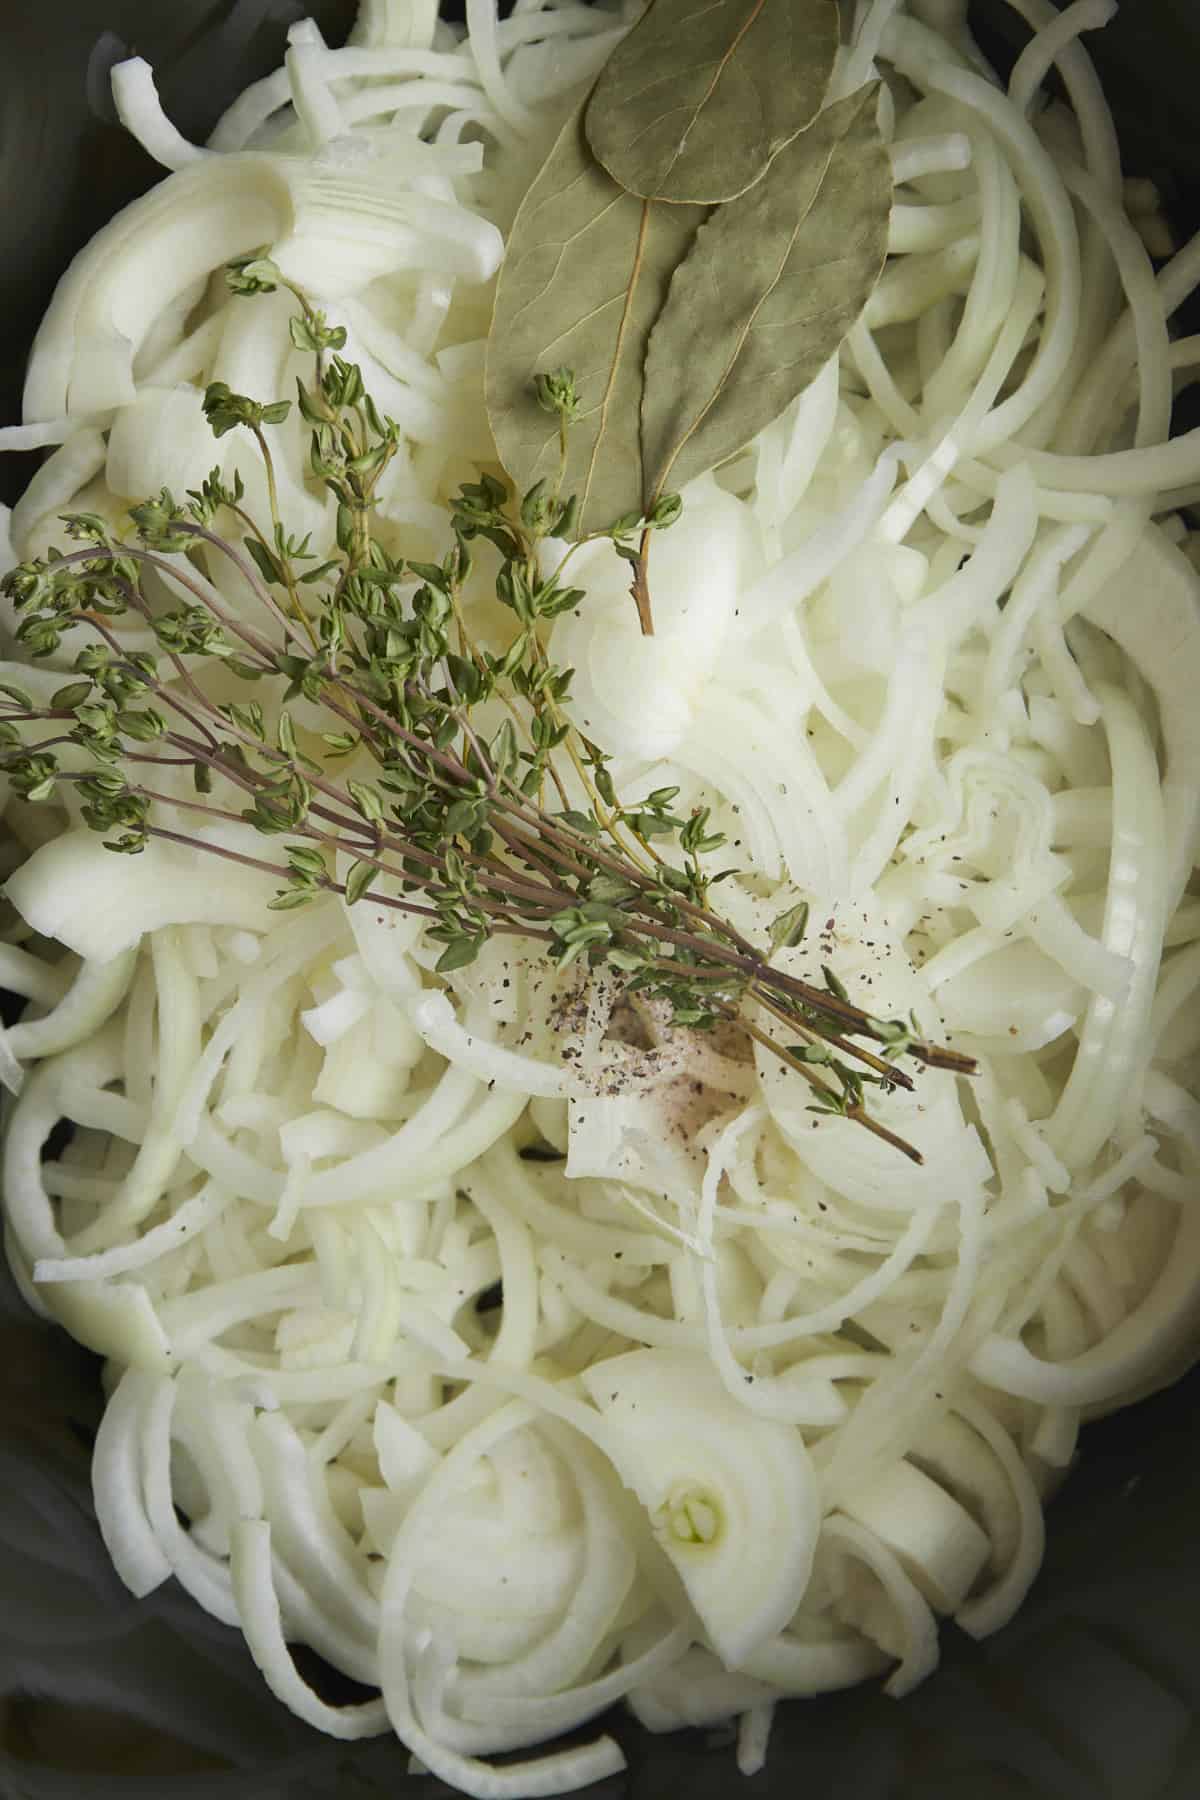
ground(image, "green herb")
xmin=769 ymin=901 xmax=810 ymax=952
xmin=640 ymin=84 xmax=891 ymax=507
xmin=585 ymin=0 xmax=840 ymax=205
xmin=485 ymin=101 xmax=703 ymax=620
xmin=0 ymin=268 xmax=974 ymax=1164
xmin=487 ymin=39 xmax=891 ymax=635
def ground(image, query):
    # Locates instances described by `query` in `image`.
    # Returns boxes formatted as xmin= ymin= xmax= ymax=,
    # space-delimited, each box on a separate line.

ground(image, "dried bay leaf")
xmin=486 ymin=103 xmax=704 ymax=539
xmin=641 ymin=84 xmax=892 ymax=507
xmin=585 ymin=0 xmax=840 ymax=206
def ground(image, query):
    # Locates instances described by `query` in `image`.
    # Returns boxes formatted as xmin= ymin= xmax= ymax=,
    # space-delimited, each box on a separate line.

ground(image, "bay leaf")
xmin=641 ymin=84 xmax=892 ymax=506
xmin=485 ymin=103 xmax=704 ymax=539
xmin=585 ymin=0 xmax=840 ymax=206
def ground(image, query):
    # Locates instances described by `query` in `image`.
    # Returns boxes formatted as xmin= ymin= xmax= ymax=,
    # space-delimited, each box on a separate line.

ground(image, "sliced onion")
xmin=91 ymin=1367 xmax=172 ymax=1598
xmin=837 ymin=1457 xmax=991 ymax=1613
xmin=819 ymin=1514 xmax=940 ymax=1698
xmin=579 ymin=1349 xmax=819 ymax=1669
xmin=409 ymin=989 xmax=566 ymax=1098
xmin=111 ymin=58 xmax=213 ymax=171
xmin=1079 ymin=525 xmax=1200 ymax=908
xmin=969 ymin=1182 xmax=1200 ymax=1407
xmin=232 ymin=1520 xmax=388 ymax=1738
xmin=7 ymin=826 xmax=278 ymax=960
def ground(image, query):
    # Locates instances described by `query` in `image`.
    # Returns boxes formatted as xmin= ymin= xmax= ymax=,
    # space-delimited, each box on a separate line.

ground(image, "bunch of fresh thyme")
xmin=0 ymin=256 xmax=973 ymax=1163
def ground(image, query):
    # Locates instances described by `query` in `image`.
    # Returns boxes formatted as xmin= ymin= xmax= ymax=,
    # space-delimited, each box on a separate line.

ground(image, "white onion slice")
xmin=111 ymin=58 xmax=213 ymax=171
xmin=579 ymin=1349 xmax=819 ymax=1669
xmin=92 ymin=1368 xmax=172 ymax=1598
xmin=232 ymin=1521 xmax=389 ymax=1737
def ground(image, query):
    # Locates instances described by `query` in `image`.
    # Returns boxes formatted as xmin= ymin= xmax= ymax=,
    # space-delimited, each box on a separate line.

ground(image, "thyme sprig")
xmin=0 ymin=259 xmax=974 ymax=1163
